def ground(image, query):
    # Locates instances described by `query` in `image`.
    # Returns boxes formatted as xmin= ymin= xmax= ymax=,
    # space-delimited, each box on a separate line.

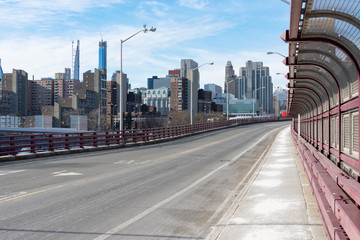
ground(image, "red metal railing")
xmin=292 ymin=129 xmax=360 ymax=240
xmin=0 ymin=116 xmax=287 ymax=156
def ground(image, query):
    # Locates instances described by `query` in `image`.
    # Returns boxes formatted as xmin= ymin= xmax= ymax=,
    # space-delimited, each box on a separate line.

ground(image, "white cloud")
xmin=0 ymin=0 xmax=125 ymax=28
xmin=178 ymin=0 xmax=208 ymax=10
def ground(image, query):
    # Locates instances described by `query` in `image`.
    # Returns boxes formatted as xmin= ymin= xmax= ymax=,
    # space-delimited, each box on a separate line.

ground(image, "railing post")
xmin=133 ymin=130 xmax=137 ymax=144
xmin=105 ymin=131 xmax=110 ymax=146
xmin=10 ymin=136 xmax=16 ymax=155
xmin=65 ymin=133 xmax=69 ymax=150
xmin=143 ymin=129 xmax=147 ymax=142
xmin=122 ymin=130 xmax=126 ymax=146
xmin=30 ymin=135 xmax=36 ymax=153
xmin=116 ymin=131 xmax=120 ymax=145
xmin=93 ymin=132 xmax=97 ymax=147
xmin=80 ymin=133 xmax=84 ymax=148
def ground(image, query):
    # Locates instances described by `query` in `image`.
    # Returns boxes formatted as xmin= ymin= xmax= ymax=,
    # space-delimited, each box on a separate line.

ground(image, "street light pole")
xmin=120 ymin=25 xmax=156 ymax=132
xmin=189 ymin=62 xmax=214 ymax=125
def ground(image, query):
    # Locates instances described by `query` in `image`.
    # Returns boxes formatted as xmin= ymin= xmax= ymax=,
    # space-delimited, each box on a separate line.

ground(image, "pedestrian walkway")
xmin=208 ymin=126 xmax=326 ymax=240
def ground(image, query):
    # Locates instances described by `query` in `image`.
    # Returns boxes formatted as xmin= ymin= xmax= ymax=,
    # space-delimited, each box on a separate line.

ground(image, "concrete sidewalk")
xmin=209 ymin=127 xmax=326 ymax=240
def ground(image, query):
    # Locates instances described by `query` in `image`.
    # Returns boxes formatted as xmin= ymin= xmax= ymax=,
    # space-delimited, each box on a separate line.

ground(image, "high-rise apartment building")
xmin=54 ymin=78 xmax=80 ymax=103
xmin=106 ymin=81 xmax=117 ymax=128
xmin=82 ymin=68 xmax=107 ymax=107
xmin=99 ymin=40 xmax=107 ymax=71
xmin=28 ymin=79 xmax=54 ymax=115
xmin=170 ymin=77 xmax=187 ymax=111
xmin=0 ymin=69 xmax=28 ymax=115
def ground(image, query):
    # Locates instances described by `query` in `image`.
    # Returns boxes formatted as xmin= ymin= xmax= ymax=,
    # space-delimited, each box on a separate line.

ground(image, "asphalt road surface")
xmin=0 ymin=121 xmax=290 ymax=240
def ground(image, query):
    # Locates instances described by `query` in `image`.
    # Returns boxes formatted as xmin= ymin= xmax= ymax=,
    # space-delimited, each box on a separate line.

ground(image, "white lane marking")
xmin=0 ymin=170 xmax=26 ymax=176
xmin=115 ymin=160 xmax=151 ymax=165
xmin=52 ymin=170 xmax=67 ymax=174
xmin=114 ymin=160 xmax=127 ymax=164
xmin=51 ymin=170 xmax=82 ymax=177
xmin=136 ymin=160 xmax=151 ymax=165
xmin=54 ymin=172 xmax=82 ymax=176
xmin=94 ymin=128 xmax=279 ymax=240
xmin=0 ymin=191 xmax=27 ymax=201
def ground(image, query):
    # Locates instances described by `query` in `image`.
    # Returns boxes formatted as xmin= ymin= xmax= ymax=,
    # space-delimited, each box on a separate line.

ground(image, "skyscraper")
xmin=73 ymin=40 xmax=80 ymax=80
xmin=99 ymin=40 xmax=107 ymax=71
xmin=224 ymin=61 xmax=236 ymax=96
xmin=238 ymin=61 xmax=273 ymax=114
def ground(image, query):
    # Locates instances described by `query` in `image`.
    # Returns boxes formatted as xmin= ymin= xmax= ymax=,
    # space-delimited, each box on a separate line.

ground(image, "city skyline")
xmin=0 ymin=0 xmax=290 ymax=89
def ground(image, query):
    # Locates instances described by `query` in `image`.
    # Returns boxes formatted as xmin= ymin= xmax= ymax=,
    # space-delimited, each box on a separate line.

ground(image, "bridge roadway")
xmin=0 ymin=121 xmax=319 ymax=240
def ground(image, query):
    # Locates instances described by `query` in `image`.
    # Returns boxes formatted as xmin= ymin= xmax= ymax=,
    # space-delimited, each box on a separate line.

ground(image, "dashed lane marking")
xmin=0 ymin=170 xmax=26 ymax=176
xmin=51 ymin=170 xmax=83 ymax=177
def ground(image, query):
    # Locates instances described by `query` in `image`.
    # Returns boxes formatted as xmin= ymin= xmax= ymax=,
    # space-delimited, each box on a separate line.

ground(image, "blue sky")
xmin=0 ymin=0 xmax=290 ymax=89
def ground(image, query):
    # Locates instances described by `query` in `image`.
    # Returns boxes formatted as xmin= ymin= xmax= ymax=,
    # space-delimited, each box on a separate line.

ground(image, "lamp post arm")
xmin=191 ymin=62 xmax=214 ymax=71
xmin=122 ymin=29 xmax=146 ymax=44
xmin=267 ymin=51 xmax=287 ymax=58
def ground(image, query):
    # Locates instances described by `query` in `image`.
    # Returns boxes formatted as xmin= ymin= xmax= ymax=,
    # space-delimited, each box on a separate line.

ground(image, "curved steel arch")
xmin=286 ymin=59 xmax=341 ymax=98
xmin=296 ymin=59 xmax=350 ymax=101
xmin=291 ymin=77 xmax=330 ymax=111
xmin=309 ymin=11 xmax=360 ymax=32
xmin=293 ymin=86 xmax=323 ymax=113
xmin=295 ymin=69 xmax=338 ymax=106
xmin=283 ymin=32 xmax=360 ymax=76
xmin=289 ymin=94 xmax=313 ymax=113
xmin=292 ymin=91 xmax=319 ymax=118
xmin=286 ymin=61 xmax=342 ymax=112
xmin=289 ymin=104 xmax=307 ymax=116
xmin=298 ymin=49 xmax=353 ymax=86
xmin=291 ymin=92 xmax=317 ymax=117
xmin=289 ymin=102 xmax=311 ymax=119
